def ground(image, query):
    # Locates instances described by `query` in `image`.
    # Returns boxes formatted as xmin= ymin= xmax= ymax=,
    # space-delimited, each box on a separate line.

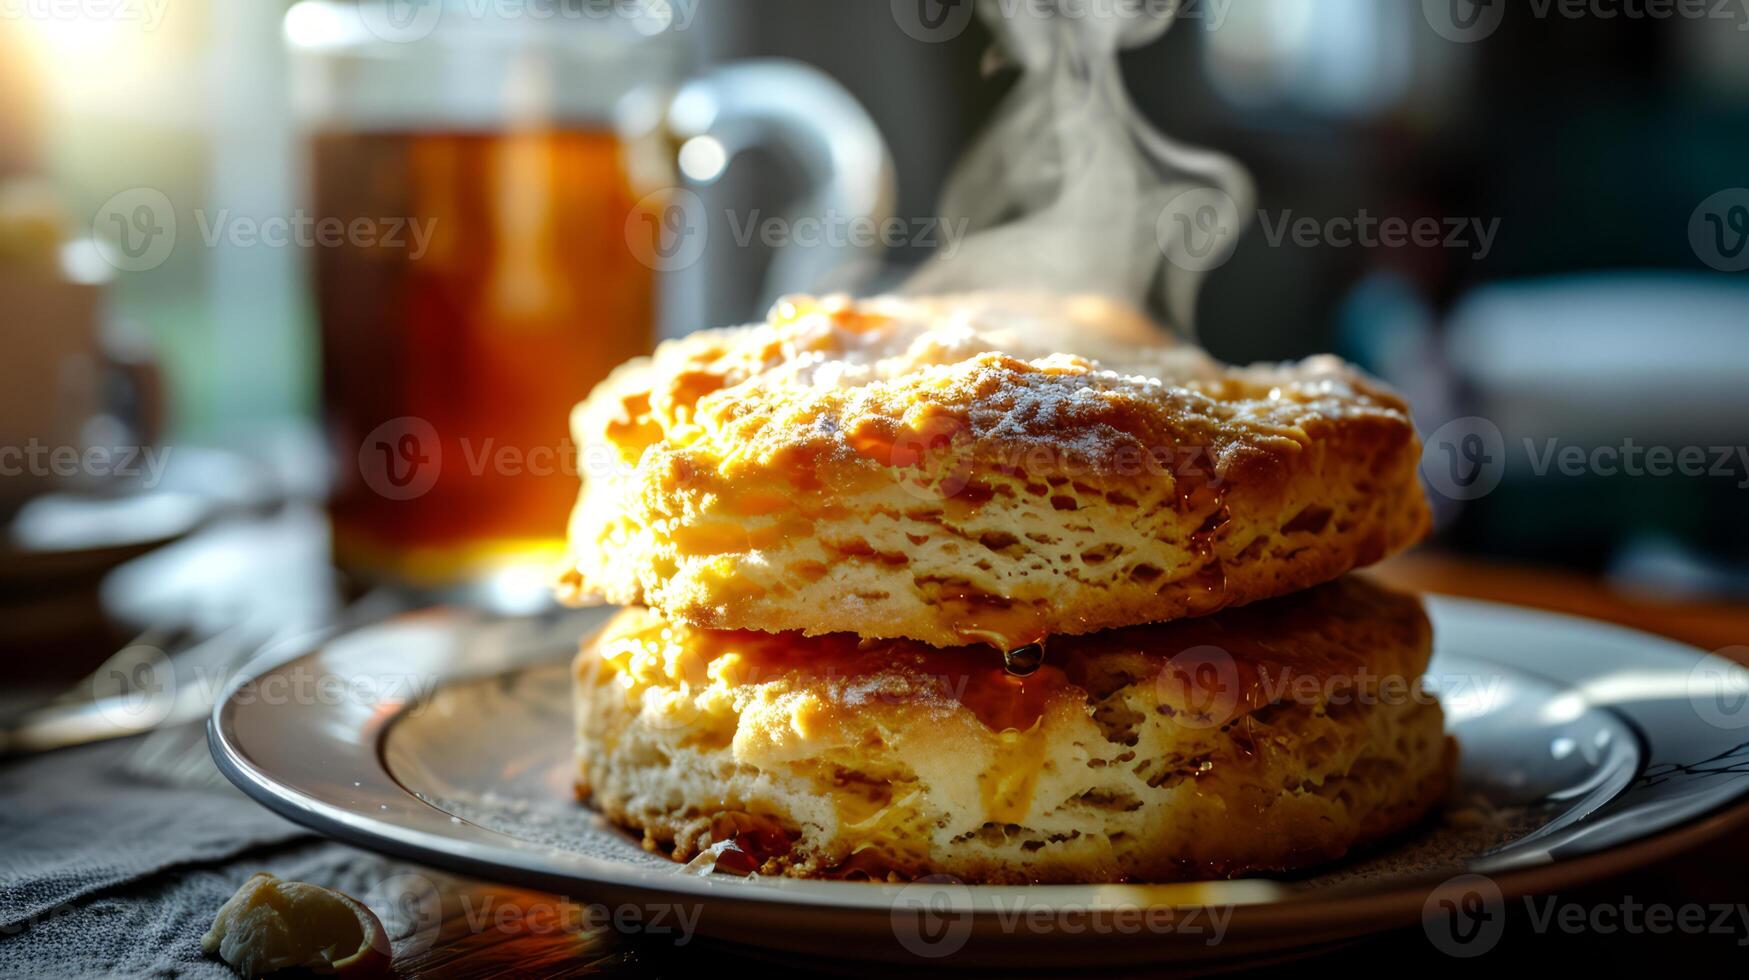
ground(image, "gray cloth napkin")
xmin=0 ymin=840 xmax=391 ymax=980
xmin=0 ymin=737 xmax=407 ymax=979
xmin=0 ymin=740 xmax=310 ymax=932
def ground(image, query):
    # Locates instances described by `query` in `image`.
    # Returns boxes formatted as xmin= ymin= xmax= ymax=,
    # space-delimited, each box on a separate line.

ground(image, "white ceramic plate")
xmin=210 ymin=597 xmax=1749 ymax=969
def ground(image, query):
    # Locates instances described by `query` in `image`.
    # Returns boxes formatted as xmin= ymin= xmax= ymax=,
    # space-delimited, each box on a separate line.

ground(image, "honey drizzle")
xmin=1178 ymin=462 xmax=1233 ymax=612
xmin=1002 ymin=640 xmax=1047 ymax=677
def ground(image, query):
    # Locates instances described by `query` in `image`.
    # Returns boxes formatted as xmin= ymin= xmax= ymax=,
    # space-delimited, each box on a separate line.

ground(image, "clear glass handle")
xmin=670 ymin=59 xmax=896 ymax=308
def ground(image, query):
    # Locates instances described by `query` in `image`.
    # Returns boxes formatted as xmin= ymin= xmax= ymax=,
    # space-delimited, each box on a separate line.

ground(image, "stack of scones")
xmin=558 ymin=293 xmax=1454 ymax=884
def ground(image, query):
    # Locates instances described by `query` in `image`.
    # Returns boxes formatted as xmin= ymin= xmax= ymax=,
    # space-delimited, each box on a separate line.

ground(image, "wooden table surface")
xmin=1379 ymin=553 xmax=1749 ymax=656
xmin=386 ymin=553 xmax=1749 ymax=976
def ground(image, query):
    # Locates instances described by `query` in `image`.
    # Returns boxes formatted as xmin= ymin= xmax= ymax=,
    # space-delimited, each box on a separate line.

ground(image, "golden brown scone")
xmin=574 ymin=577 xmax=1453 ymax=884
xmin=560 ymin=293 xmax=1431 ymax=649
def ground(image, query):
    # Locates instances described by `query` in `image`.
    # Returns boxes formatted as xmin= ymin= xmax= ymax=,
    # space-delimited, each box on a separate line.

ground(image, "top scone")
xmin=559 ymin=293 xmax=1430 ymax=649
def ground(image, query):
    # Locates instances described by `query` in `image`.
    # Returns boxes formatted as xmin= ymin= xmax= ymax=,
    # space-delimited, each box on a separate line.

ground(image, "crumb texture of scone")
xmin=573 ymin=576 xmax=1453 ymax=884
xmin=559 ymin=293 xmax=1432 ymax=648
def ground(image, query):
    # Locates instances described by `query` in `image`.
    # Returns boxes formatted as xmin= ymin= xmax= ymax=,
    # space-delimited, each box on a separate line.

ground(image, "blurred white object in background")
xmin=1446 ymin=274 xmax=1749 ymax=449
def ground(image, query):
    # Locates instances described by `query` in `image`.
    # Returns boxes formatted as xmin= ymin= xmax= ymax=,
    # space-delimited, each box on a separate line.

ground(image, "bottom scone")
xmin=573 ymin=577 xmax=1454 ymax=884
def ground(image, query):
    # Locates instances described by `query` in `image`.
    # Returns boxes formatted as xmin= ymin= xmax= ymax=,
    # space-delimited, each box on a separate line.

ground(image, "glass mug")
xmin=285 ymin=1 xmax=892 ymax=593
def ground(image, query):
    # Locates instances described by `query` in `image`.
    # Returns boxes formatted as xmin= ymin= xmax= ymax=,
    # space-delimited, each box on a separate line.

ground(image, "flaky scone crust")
xmin=560 ymin=293 xmax=1431 ymax=648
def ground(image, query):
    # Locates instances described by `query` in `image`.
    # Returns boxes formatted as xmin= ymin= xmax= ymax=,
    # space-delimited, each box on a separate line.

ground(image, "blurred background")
xmin=2 ymin=0 xmax=1747 ymax=683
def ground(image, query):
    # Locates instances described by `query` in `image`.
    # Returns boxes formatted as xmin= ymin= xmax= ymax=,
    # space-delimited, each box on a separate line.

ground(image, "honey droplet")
xmin=1003 ymin=641 xmax=1046 ymax=677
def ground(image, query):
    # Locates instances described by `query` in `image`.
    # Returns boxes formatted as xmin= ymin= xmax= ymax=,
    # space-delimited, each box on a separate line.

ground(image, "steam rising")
xmin=905 ymin=0 xmax=1254 ymax=337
